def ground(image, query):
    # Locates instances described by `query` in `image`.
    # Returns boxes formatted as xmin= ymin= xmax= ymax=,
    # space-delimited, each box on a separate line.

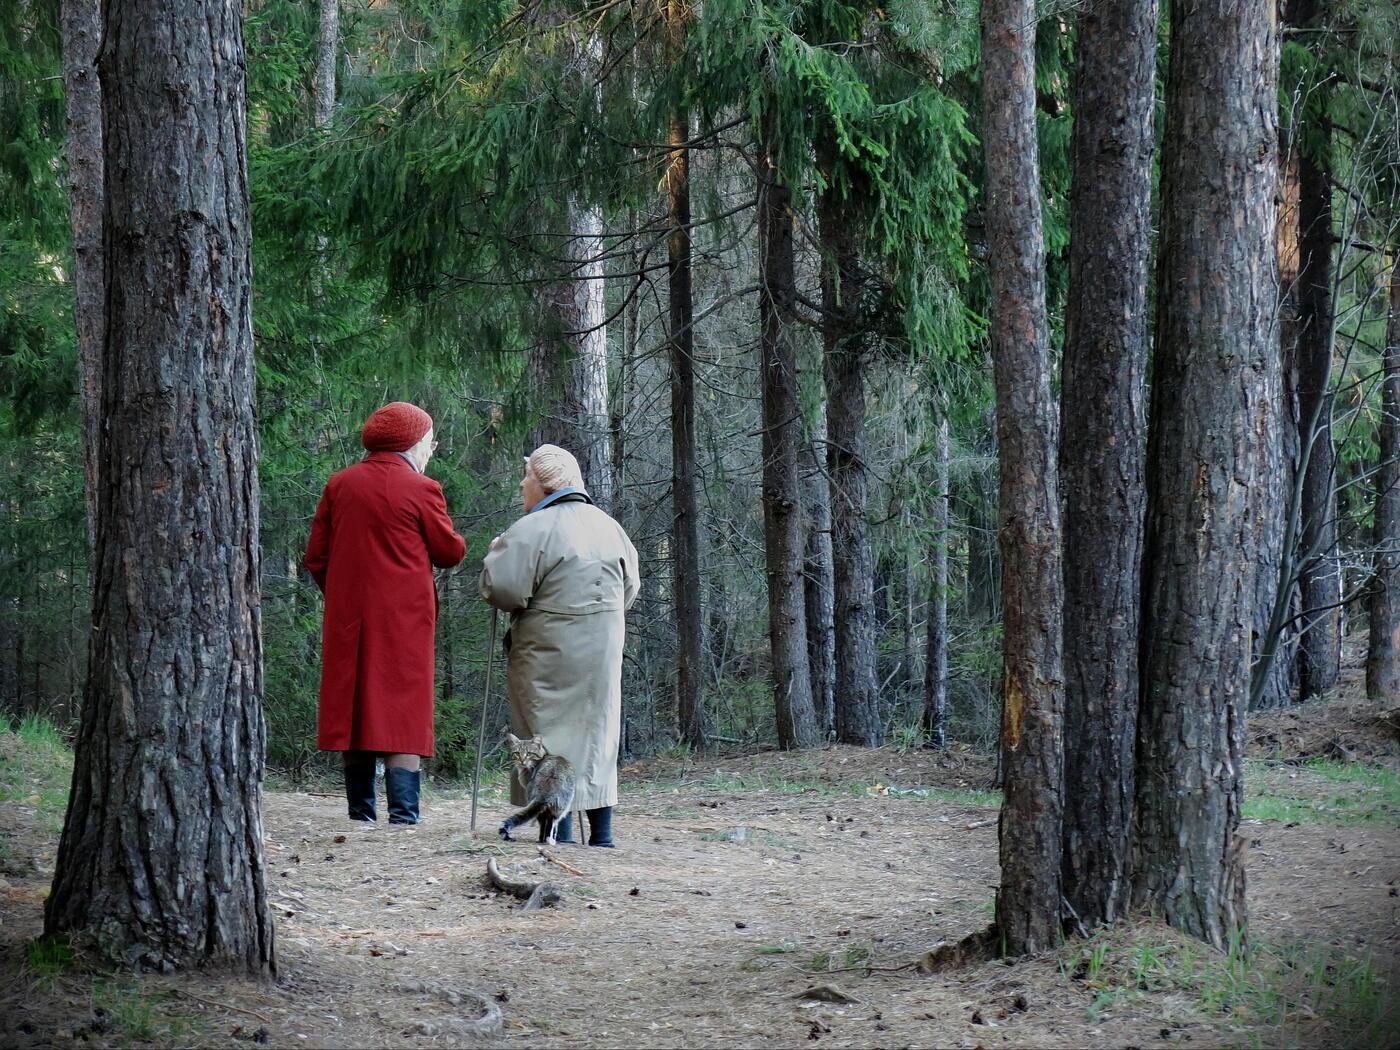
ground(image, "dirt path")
xmin=2 ymin=745 xmax=1397 ymax=1048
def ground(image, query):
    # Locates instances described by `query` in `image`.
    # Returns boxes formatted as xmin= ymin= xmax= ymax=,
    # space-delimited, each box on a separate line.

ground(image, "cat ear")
xmin=531 ymin=735 xmax=545 ymax=747
xmin=503 ymin=728 xmax=516 ymax=742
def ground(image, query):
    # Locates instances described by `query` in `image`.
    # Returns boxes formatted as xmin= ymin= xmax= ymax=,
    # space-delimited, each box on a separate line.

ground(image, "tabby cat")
xmin=499 ymin=731 xmax=577 ymax=846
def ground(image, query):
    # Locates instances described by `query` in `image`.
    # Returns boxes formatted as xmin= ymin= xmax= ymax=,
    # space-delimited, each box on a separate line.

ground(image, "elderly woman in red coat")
xmin=304 ymin=402 xmax=466 ymax=824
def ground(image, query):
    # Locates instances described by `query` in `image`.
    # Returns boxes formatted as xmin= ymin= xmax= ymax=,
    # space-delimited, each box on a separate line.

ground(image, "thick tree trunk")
xmin=981 ymin=0 xmax=1066 ymax=956
xmin=922 ymin=415 xmax=950 ymax=749
xmin=61 ymin=0 xmax=102 ymax=553
xmin=667 ymin=55 xmax=707 ymax=748
xmin=45 ymin=0 xmax=274 ymax=974
xmin=1368 ymin=257 xmax=1400 ymax=700
xmin=820 ymin=169 xmax=882 ymax=747
xmin=758 ymin=107 xmax=819 ymax=750
xmin=1293 ymin=18 xmax=1341 ymax=698
xmin=1134 ymin=0 xmax=1277 ymax=949
xmin=1058 ymin=0 xmax=1154 ymax=930
xmin=802 ymin=435 xmax=836 ymax=739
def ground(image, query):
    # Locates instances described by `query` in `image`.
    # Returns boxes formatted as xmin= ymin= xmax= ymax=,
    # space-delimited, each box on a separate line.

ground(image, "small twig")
xmin=818 ymin=961 xmax=919 ymax=975
xmin=537 ymin=848 xmax=585 ymax=876
xmin=174 ymin=990 xmax=272 ymax=1023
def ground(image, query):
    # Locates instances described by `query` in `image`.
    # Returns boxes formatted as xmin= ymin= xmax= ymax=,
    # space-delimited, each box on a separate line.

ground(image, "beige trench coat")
xmin=479 ymin=493 xmax=639 ymax=810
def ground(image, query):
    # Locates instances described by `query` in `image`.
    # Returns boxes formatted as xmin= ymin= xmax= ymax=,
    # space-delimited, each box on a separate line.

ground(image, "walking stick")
xmin=470 ymin=608 xmax=499 ymax=833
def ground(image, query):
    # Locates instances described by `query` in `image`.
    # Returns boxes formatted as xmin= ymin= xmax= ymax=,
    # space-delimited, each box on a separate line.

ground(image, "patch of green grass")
xmin=91 ymin=979 xmax=198 ymax=1045
xmin=1062 ymin=924 xmax=1398 ymax=1046
xmin=803 ymin=951 xmax=833 ymax=972
xmin=1244 ymin=758 xmax=1400 ymax=826
xmin=0 ymin=714 xmax=73 ymax=839
xmin=753 ymin=942 xmax=798 ymax=955
xmin=23 ymin=935 xmax=77 ymax=982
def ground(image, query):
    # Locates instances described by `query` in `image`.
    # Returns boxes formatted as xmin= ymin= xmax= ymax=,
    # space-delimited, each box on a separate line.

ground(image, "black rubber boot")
xmin=586 ymin=806 xmax=615 ymax=848
xmin=344 ymin=754 xmax=377 ymax=822
xmin=537 ymin=812 xmax=573 ymax=844
xmin=386 ymin=767 xmax=420 ymax=825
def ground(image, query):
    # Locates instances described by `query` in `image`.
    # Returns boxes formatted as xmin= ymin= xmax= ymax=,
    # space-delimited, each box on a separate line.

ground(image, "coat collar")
xmin=530 ymin=486 xmax=592 ymax=513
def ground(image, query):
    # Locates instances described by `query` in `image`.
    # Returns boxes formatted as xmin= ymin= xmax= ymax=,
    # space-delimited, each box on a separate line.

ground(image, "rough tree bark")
xmin=1293 ymin=0 xmax=1341 ymax=699
xmin=61 ymin=0 xmax=102 ymax=552
xmin=1134 ymin=0 xmax=1278 ymax=949
xmin=1368 ymin=256 xmax=1400 ymax=700
xmin=758 ymin=106 xmax=820 ymax=750
xmin=819 ymin=152 xmax=882 ymax=748
xmin=981 ymin=0 xmax=1066 ymax=956
xmin=1058 ymin=0 xmax=1154 ymax=930
xmin=666 ymin=0 xmax=706 ymax=747
xmin=802 ymin=434 xmax=836 ymax=739
xmin=922 ymin=415 xmax=950 ymax=750
xmin=44 ymin=0 xmax=275 ymax=974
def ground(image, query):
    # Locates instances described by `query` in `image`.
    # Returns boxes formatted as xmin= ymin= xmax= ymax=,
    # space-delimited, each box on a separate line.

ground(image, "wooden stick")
xmin=537 ymin=848 xmax=585 ymax=876
xmin=174 ymin=990 xmax=272 ymax=1023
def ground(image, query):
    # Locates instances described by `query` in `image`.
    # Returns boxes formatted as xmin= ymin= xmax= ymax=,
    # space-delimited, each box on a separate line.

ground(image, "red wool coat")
xmin=304 ymin=452 xmax=466 ymax=756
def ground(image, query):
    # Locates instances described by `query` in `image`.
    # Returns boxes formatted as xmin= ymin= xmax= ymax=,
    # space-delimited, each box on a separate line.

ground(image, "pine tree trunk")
xmin=802 ymin=435 xmax=836 ymax=739
xmin=666 ymin=39 xmax=707 ymax=747
xmin=922 ymin=415 xmax=950 ymax=749
xmin=1134 ymin=0 xmax=1277 ymax=949
xmin=61 ymin=0 xmax=102 ymax=553
xmin=1058 ymin=0 xmax=1154 ymax=930
xmin=1293 ymin=15 xmax=1341 ymax=698
xmin=819 ymin=165 xmax=882 ymax=747
xmin=981 ymin=0 xmax=1066 ymax=956
xmin=1368 ymin=257 xmax=1400 ymax=700
xmin=314 ymin=0 xmax=338 ymax=130
xmin=758 ymin=106 xmax=819 ymax=750
xmin=45 ymin=0 xmax=274 ymax=974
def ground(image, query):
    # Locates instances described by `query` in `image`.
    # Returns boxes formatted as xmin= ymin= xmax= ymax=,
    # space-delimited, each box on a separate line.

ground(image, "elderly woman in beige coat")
xmin=480 ymin=444 xmax=639 ymax=846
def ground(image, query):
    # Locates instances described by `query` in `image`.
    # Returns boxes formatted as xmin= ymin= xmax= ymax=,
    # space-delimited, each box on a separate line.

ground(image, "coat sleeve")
xmin=621 ymin=526 xmax=640 ymax=611
xmin=303 ymin=484 xmax=333 ymax=592
xmin=419 ymin=481 xmax=467 ymax=568
xmin=479 ymin=521 xmax=538 ymax=612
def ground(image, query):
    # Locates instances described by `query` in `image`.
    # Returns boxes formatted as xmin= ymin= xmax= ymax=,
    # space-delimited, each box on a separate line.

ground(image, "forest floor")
xmin=1 ymin=693 xmax=1398 ymax=1049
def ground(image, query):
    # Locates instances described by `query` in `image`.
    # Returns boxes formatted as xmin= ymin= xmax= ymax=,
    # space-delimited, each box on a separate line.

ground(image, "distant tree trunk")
xmin=1134 ymin=0 xmax=1277 ymax=949
xmin=819 ymin=155 xmax=882 ymax=748
xmin=666 ymin=10 xmax=706 ymax=747
xmin=981 ymin=0 xmax=1066 ymax=956
xmin=1255 ymin=137 xmax=1303 ymax=711
xmin=802 ymin=435 xmax=836 ymax=739
xmin=45 ymin=0 xmax=274 ymax=974
xmin=922 ymin=415 xmax=950 ymax=749
xmin=1293 ymin=2 xmax=1341 ymax=699
xmin=314 ymin=0 xmax=338 ymax=129
xmin=61 ymin=0 xmax=102 ymax=552
xmin=758 ymin=105 xmax=819 ymax=750
xmin=1058 ymin=0 xmax=1154 ymax=931
xmin=528 ymin=202 xmax=612 ymax=501
xmin=1368 ymin=256 xmax=1400 ymax=700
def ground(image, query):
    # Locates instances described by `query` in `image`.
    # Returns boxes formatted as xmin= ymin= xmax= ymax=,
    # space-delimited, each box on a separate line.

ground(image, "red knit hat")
xmin=361 ymin=402 xmax=433 ymax=452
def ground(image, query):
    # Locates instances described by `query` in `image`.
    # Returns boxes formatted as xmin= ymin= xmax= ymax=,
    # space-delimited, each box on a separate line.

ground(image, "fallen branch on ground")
xmin=537 ymin=848 xmax=585 ymax=876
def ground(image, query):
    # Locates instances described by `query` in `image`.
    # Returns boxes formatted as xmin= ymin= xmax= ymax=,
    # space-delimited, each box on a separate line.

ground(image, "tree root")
xmin=486 ymin=856 xmax=563 ymax=910
xmin=393 ymin=981 xmax=503 ymax=1038
xmin=916 ymin=925 xmax=1000 ymax=973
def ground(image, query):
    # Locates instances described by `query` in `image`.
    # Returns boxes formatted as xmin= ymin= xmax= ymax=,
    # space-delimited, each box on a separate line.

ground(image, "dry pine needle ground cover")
xmin=0 ymin=695 xmax=1397 ymax=1049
